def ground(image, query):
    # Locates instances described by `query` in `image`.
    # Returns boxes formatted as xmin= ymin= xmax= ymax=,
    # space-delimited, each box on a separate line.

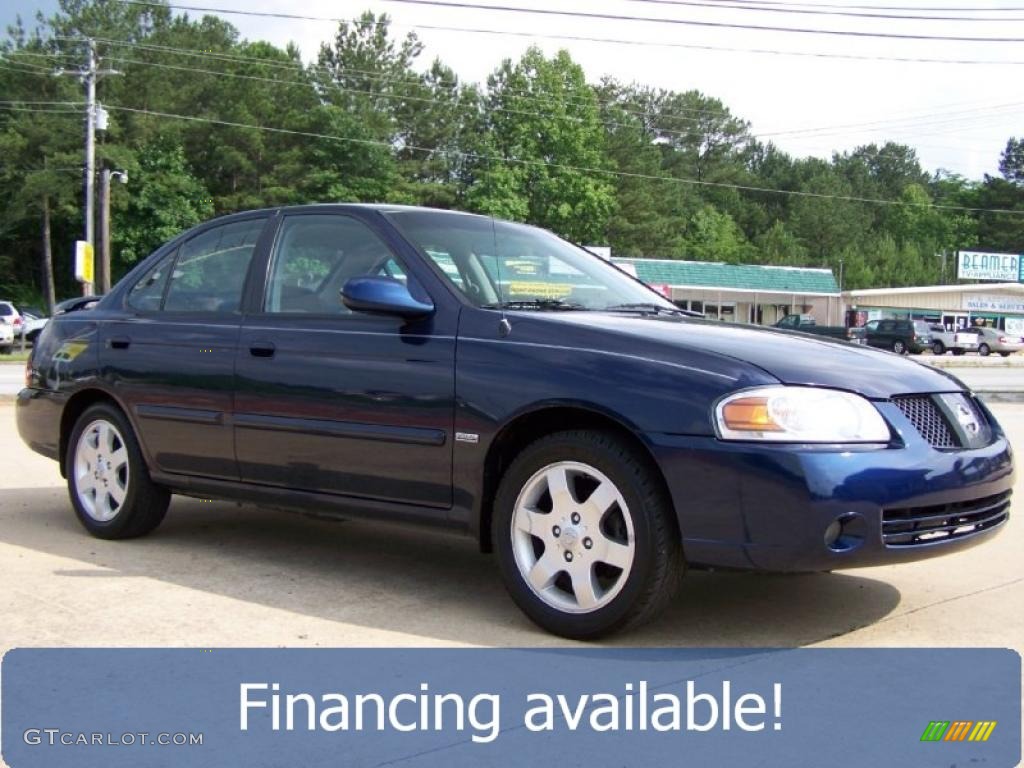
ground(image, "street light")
xmin=98 ymin=168 xmax=128 ymax=293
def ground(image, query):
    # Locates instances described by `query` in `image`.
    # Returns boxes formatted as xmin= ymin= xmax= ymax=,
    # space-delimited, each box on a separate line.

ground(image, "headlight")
xmin=715 ymin=386 xmax=891 ymax=443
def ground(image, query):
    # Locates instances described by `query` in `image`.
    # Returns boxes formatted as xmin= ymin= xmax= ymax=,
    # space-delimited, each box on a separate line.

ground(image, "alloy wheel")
xmin=510 ymin=461 xmax=635 ymax=614
xmin=74 ymin=419 xmax=130 ymax=522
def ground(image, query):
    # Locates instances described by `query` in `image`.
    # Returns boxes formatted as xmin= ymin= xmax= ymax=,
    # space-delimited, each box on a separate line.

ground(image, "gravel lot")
xmin=0 ymin=402 xmax=1021 ymax=652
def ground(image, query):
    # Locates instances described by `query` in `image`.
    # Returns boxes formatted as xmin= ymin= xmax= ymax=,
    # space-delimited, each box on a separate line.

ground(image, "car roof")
xmin=194 ymin=203 xmax=493 ymax=230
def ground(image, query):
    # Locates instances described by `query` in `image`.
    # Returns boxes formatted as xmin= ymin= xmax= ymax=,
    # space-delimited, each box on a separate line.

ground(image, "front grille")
xmin=882 ymin=491 xmax=1011 ymax=547
xmin=892 ymin=395 xmax=958 ymax=448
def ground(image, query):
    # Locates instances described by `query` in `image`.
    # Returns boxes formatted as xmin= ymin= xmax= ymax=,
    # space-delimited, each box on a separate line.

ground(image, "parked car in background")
xmin=863 ymin=318 xmax=931 ymax=354
xmin=963 ymin=326 xmax=1024 ymax=357
xmin=773 ymin=314 xmax=866 ymax=344
xmin=928 ymin=324 xmax=979 ymax=356
xmin=15 ymin=205 xmax=1015 ymax=638
xmin=0 ymin=301 xmax=23 ymax=353
xmin=15 ymin=306 xmax=50 ymax=344
xmin=0 ymin=313 xmax=13 ymax=354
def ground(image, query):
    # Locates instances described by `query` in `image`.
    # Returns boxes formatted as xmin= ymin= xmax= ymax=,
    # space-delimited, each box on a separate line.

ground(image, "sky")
xmin=5 ymin=0 xmax=1023 ymax=180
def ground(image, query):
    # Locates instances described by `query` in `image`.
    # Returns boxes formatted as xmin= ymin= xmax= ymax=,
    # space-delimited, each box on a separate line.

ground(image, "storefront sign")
xmin=957 ymin=251 xmax=1022 ymax=282
xmin=963 ymin=294 xmax=1024 ymax=314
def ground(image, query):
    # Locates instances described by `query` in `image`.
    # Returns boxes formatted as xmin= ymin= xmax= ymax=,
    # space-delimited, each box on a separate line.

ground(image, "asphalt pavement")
xmin=0 ymin=363 xmax=23 ymax=396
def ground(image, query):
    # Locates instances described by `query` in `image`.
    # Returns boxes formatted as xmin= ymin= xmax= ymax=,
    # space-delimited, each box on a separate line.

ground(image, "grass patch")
xmin=0 ymin=349 xmax=31 ymax=363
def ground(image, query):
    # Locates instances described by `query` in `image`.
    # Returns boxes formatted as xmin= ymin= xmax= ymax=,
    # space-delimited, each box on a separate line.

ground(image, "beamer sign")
xmin=957 ymin=251 xmax=1022 ymax=282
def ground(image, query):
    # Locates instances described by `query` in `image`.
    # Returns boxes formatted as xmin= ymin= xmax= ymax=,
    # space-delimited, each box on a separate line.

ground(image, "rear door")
xmin=233 ymin=210 xmax=457 ymax=509
xmin=103 ymin=214 xmax=270 ymax=479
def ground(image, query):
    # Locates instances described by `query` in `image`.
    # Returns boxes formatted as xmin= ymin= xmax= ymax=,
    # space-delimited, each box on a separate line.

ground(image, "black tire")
xmin=892 ymin=339 xmax=907 ymax=355
xmin=931 ymin=341 xmax=945 ymax=355
xmin=0 ymin=345 xmax=11 ymax=355
xmin=1000 ymin=352 xmax=1012 ymax=357
xmin=978 ymin=344 xmax=991 ymax=357
xmin=952 ymin=349 xmax=965 ymax=356
xmin=66 ymin=402 xmax=170 ymax=539
xmin=492 ymin=430 xmax=684 ymax=639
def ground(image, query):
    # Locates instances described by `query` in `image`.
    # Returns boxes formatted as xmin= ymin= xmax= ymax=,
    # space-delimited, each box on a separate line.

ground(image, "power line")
xmin=111 ymin=2 xmax=1024 ymax=66
xmin=377 ymin=0 xmax=1024 ymax=42
xmin=24 ymin=40 xmax=1022 ymax=151
xmin=697 ymin=0 xmax=1024 ymax=11
xmin=69 ymin=36 xmax=748 ymax=122
xmin=19 ymin=37 xmax=1024 ymax=148
xmin=102 ymin=103 xmax=1024 ymax=215
xmin=618 ymin=0 xmax=1024 ymax=22
xmin=93 ymin=53 xmax=1024 ymax=146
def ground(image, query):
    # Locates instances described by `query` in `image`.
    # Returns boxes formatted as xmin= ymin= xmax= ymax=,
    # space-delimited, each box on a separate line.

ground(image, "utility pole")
xmin=98 ymin=168 xmax=127 ymax=293
xmin=56 ymin=39 xmax=120 ymax=296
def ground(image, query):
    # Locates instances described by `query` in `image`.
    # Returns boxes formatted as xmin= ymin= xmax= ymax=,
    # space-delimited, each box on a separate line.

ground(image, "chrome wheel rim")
xmin=511 ymin=461 xmax=635 ymax=614
xmin=74 ymin=419 xmax=130 ymax=522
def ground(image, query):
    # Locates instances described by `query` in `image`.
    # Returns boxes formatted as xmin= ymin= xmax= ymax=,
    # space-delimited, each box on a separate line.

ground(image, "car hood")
xmin=522 ymin=312 xmax=966 ymax=399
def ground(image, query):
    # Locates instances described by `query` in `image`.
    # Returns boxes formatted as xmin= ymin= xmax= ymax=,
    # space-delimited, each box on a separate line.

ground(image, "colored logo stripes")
xmin=920 ymin=721 xmax=997 ymax=742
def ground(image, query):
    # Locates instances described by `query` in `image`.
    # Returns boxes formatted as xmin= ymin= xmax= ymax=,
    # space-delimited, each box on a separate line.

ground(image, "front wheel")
xmin=979 ymin=344 xmax=991 ymax=357
xmin=67 ymin=403 xmax=170 ymax=539
xmin=492 ymin=430 xmax=684 ymax=639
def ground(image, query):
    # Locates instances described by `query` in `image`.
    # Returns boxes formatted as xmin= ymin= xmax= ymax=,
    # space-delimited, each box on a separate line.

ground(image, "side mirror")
xmin=341 ymin=276 xmax=435 ymax=319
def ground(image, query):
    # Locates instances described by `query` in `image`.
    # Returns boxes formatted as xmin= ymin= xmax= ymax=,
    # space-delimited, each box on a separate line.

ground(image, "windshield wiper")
xmin=604 ymin=302 xmax=698 ymax=317
xmin=483 ymin=299 xmax=586 ymax=311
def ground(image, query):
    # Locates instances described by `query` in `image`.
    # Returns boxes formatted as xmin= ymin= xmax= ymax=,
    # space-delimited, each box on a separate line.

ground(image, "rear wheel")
xmin=978 ymin=343 xmax=991 ymax=357
xmin=66 ymin=403 xmax=170 ymax=539
xmin=892 ymin=339 xmax=907 ymax=354
xmin=931 ymin=341 xmax=945 ymax=355
xmin=1000 ymin=352 xmax=1011 ymax=357
xmin=492 ymin=430 xmax=684 ymax=639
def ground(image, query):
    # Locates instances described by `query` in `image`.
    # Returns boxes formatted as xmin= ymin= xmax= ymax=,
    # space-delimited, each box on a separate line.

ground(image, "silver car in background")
xmin=965 ymin=326 xmax=1024 ymax=357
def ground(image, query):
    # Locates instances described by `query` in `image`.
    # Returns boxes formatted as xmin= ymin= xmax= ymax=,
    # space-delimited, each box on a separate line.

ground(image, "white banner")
xmin=963 ymin=294 xmax=1024 ymax=314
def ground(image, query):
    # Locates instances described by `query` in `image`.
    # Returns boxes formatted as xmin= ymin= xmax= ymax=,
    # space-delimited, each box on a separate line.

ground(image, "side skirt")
xmin=149 ymin=471 xmax=471 ymax=535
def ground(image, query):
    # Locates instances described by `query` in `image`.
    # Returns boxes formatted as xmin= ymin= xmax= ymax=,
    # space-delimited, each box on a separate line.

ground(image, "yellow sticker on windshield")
xmin=508 ymin=281 xmax=573 ymax=299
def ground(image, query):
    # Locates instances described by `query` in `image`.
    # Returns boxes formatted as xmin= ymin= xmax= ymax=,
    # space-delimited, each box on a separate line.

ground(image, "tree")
xmin=111 ymin=136 xmax=212 ymax=271
xmin=466 ymin=48 xmax=615 ymax=243
xmin=998 ymin=137 xmax=1024 ymax=185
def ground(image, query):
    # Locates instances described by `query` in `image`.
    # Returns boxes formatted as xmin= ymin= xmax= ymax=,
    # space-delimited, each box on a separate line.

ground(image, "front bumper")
xmin=648 ymin=402 xmax=1014 ymax=572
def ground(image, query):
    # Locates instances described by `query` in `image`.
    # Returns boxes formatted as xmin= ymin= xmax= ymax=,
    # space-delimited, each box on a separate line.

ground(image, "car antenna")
xmin=492 ymin=215 xmax=511 ymax=338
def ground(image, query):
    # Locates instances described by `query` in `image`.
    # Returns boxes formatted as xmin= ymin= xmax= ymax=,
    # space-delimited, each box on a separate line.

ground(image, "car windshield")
xmin=386 ymin=210 xmax=677 ymax=312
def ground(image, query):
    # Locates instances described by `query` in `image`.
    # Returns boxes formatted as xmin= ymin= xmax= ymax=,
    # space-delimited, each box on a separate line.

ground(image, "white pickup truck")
xmin=928 ymin=324 xmax=979 ymax=355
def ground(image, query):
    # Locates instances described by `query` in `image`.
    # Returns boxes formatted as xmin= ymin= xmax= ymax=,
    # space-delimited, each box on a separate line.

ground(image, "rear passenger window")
xmin=164 ymin=218 xmax=265 ymax=313
xmin=128 ymin=253 xmax=173 ymax=311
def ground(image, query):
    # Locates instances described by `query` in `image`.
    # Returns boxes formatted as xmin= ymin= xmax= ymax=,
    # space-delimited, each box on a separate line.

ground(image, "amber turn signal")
xmin=720 ymin=397 xmax=783 ymax=432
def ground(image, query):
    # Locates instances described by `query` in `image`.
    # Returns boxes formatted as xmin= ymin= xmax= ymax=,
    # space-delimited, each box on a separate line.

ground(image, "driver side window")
xmin=265 ymin=215 xmax=421 ymax=314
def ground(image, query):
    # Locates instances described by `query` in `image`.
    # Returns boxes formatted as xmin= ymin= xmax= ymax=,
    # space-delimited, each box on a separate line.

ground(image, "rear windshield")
xmin=913 ymin=321 xmax=931 ymax=334
xmin=0 ymin=304 xmax=12 ymax=316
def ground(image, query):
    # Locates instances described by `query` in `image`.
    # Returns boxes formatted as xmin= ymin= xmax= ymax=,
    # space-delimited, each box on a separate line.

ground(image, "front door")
xmin=233 ymin=211 xmax=456 ymax=508
xmin=103 ymin=215 xmax=269 ymax=479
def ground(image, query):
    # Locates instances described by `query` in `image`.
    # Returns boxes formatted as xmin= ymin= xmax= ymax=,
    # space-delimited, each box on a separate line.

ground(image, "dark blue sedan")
xmin=16 ymin=205 xmax=1014 ymax=638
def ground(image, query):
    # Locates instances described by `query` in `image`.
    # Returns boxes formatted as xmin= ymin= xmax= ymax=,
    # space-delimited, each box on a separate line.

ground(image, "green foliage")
xmin=112 ymin=136 xmax=213 ymax=266
xmin=1 ymin=0 xmax=1022 ymax=303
